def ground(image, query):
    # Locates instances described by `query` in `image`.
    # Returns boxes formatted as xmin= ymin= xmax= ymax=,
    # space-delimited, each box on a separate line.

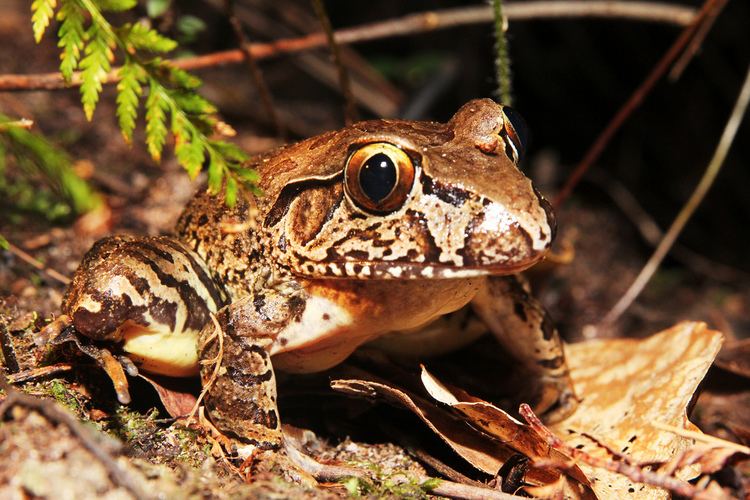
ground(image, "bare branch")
xmin=0 ymin=2 xmax=697 ymax=92
xmin=553 ymin=0 xmax=724 ymax=208
xmin=310 ymin=0 xmax=358 ymax=125
xmin=223 ymin=0 xmax=284 ymax=137
xmin=4 ymin=240 xmax=71 ymax=285
xmin=601 ymin=60 xmax=750 ymax=324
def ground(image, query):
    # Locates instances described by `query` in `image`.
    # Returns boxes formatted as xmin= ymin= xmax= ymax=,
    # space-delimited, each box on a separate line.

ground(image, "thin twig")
xmin=552 ymin=0 xmax=721 ymax=208
xmin=669 ymin=0 xmax=728 ymax=80
xmin=0 ymin=373 xmax=150 ymax=500
xmin=0 ymin=2 xmax=697 ymax=92
xmin=519 ymin=404 xmax=699 ymax=497
xmin=6 ymin=363 xmax=75 ymax=384
xmin=601 ymin=62 xmax=750 ymax=325
xmin=4 ymin=240 xmax=71 ymax=285
xmin=492 ymin=0 xmax=513 ymax=105
xmin=588 ymin=170 xmax=750 ymax=283
xmin=408 ymin=446 xmax=487 ymax=488
xmin=223 ymin=0 xmax=284 ymax=137
xmin=310 ymin=0 xmax=358 ymax=125
xmin=186 ymin=312 xmax=224 ymax=426
xmin=284 ymin=439 xmax=522 ymax=500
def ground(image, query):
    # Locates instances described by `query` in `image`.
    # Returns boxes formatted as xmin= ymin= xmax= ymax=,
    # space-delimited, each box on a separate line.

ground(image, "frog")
xmin=50 ymin=98 xmax=577 ymax=455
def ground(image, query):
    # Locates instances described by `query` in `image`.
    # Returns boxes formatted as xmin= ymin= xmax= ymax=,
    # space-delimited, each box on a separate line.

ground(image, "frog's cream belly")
xmin=271 ymin=277 xmax=483 ymax=373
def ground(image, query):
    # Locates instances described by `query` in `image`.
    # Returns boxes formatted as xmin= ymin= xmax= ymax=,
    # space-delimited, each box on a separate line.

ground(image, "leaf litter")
xmin=333 ymin=321 xmax=744 ymax=498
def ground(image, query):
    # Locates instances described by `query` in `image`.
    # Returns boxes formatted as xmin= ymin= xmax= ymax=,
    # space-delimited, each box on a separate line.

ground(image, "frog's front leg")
xmin=471 ymin=275 xmax=578 ymax=422
xmin=198 ymin=288 xmax=297 ymax=454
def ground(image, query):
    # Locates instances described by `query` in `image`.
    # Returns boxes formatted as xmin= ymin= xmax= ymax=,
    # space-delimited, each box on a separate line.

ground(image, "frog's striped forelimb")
xmin=472 ymin=275 xmax=578 ymax=422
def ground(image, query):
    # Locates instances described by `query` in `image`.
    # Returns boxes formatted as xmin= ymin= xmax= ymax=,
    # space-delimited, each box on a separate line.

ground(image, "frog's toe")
xmin=238 ymin=448 xmax=317 ymax=487
xmin=45 ymin=325 xmax=134 ymax=404
xmin=531 ymin=376 xmax=579 ymax=424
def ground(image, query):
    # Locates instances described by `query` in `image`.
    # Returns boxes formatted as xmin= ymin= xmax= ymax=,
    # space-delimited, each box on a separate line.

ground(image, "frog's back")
xmin=176 ymin=189 xmax=269 ymax=301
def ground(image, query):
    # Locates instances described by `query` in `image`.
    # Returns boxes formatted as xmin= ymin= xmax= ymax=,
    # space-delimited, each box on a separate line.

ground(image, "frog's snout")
xmin=459 ymin=196 xmax=554 ymax=273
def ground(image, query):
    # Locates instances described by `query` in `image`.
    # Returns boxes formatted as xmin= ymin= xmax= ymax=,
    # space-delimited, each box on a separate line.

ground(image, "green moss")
xmin=48 ymin=379 xmax=83 ymax=414
xmin=335 ymin=462 xmax=435 ymax=498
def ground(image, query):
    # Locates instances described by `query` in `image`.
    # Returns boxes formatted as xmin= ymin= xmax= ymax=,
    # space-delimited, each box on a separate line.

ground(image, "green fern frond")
xmin=224 ymin=173 xmax=238 ymax=207
xmin=95 ymin=0 xmax=137 ymax=12
xmin=31 ymin=0 xmax=57 ymax=43
xmin=171 ymin=90 xmax=217 ymax=116
xmin=206 ymin=148 xmax=226 ymax=195
xmin=1 ymin=114 xmax=101 ymax=217
xmin=121 ymin=22 xmax=177 ymax=53
xmin=29 ymin=0 xmax=259 ymax=205
xmin=145 ymin=79 xmax=169 ymax=161
xmin=57 ymin=0 xmax=86 ymax=81
xmin=167 ymin=65 xmax=202 ymax=89
xmin=79 ymin=24 xmax=115 ymax=120
xmin=116 ymin=60 xmax=144 ymax=142
xmin=211 ymin=140 xmax=250 ymax=164
xmin=172 ymin=111 xmax=206 ymax=179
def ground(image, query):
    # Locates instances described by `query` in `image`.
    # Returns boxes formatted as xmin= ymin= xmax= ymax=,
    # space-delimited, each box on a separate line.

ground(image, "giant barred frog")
xmin=54 ymin=99 xmax=576 ymax=453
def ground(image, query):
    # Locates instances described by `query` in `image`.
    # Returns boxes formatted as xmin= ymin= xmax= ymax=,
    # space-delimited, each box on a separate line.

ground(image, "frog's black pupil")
xmin=359 ymin=153 xmax=397 ymax=203
xmin=503 ymin=106 xmax=529 ymax=157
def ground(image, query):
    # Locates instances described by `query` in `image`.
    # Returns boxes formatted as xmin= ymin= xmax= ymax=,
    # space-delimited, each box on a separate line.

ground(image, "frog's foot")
xmin=472 ymin=275 xmax=579 ymax=423
xmin=235 ymin=446 xmax=317 ymax=486
xmin=198 ymin=298 xmax=292 ymax=455
xmin=530 ymin=374 xmax=579 ymax=424
xmin=42 ymin=319 xmax=137 ymax=404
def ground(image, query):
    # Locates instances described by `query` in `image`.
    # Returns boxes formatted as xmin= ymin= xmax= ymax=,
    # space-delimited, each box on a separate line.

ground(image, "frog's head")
xmin=259 ymin=98 xmax=555 ymax=279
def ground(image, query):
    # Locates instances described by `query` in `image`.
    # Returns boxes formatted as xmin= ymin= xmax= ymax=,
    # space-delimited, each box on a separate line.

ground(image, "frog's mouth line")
xmin=298 ymin=256 xmax=546 ymax=280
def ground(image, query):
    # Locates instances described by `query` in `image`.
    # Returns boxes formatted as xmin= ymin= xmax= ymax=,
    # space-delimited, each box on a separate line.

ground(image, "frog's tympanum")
xmin=56 ymin=99 xmax=576 ymax=454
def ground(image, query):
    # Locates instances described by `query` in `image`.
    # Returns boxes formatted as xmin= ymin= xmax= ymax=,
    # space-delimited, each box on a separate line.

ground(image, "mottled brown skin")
xmin=59 ymin=99 xmax=576 ymax=454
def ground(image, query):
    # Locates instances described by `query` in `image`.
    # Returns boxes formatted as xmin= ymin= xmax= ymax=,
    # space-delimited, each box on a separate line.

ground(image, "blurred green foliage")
xmin=0 ymin=117 xmax=101 ymax=221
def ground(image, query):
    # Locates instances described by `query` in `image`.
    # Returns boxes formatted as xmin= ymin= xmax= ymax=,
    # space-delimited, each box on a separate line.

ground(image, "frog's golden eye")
xmin=344 ymin=143 xmax=415 ymax=214
xmin=501 ymin=106 xmax=529 ymax=163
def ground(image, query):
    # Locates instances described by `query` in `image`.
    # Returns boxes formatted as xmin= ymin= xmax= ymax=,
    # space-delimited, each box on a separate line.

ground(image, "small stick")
xmin=0 ymin=2 xmax=697 ymax=92
xmin=408 ymin=446 xmax=487 ymax=488
xmin=223 ymin=0 xmax=285 ymax=137
xmin=519 ymin=404 xmax=698 ymax=497
xmin=601 ymin=61 xmax=750 ymax=324
xmin=0 ymin=118 xmax=34 ymax=131
xmin=492 ymin=0 xmax=513 ymax=105
xmin=285 ymin=440 xmax=522 ymax=500
xmin=669 ymin=0 xmax=728 ymax=80
xmin=652 ymin=422 xmax=750 ymax=455
xmin=552 ymin=0 xmax=720 ymax=208
xmin=6 ymin=363 xmax=74 ymax=384
xmin=310 ymin=0 xmax=358 ymax=125
xmin=3 ymin=240 xmax=71 ymax=285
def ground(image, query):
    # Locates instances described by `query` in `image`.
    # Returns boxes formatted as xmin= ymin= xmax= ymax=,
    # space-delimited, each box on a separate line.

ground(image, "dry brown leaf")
xmin=138 ymin=374 xmax=199 ymax=418
xmin=551 ymin=321 xmax=724 ymax=499
xmin=714 ymin=338 xmax=750 ymax=378
xmin=420 ymin=365 xmax=590 ymax=488
xmin=330 ymin=378 xmax=563 ymax=488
